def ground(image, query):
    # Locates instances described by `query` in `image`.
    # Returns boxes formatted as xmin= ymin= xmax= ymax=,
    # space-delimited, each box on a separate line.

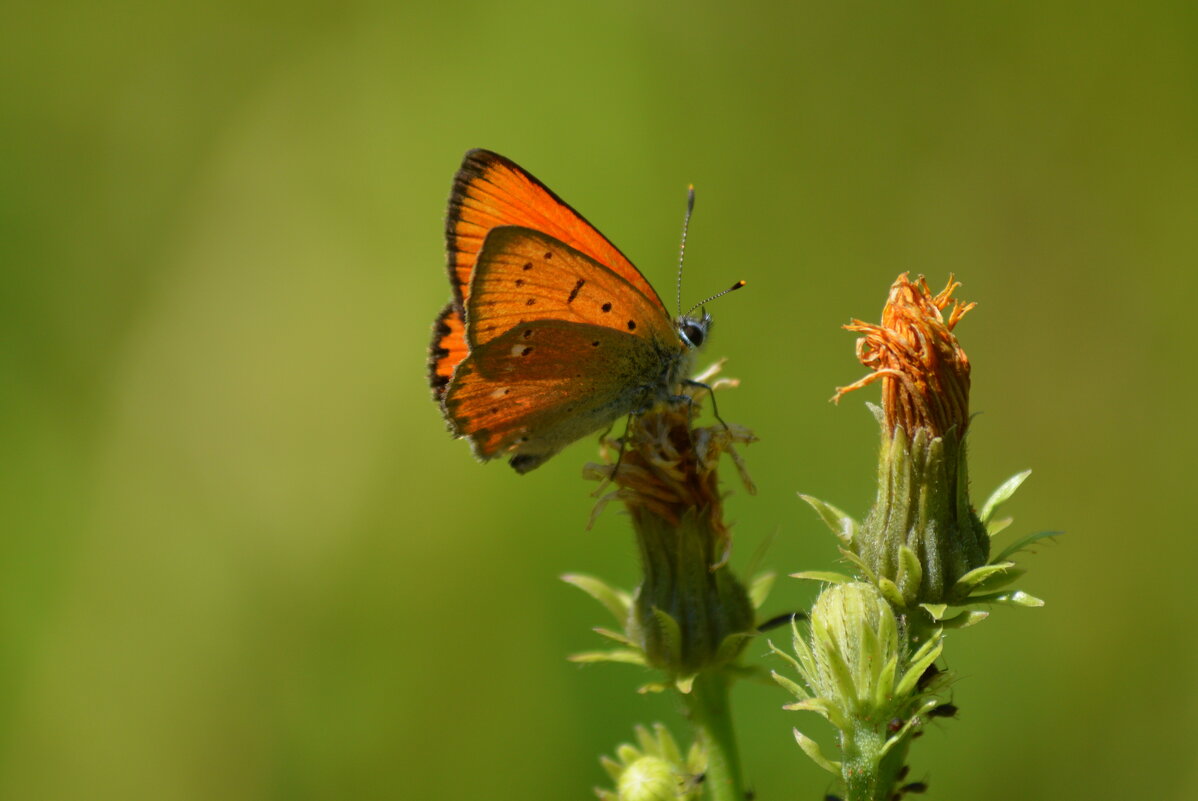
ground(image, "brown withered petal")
xmin=835 ymin=273 xmax=975 ymax=438
xmin=586 ymin=389 xmax=756 ymax=565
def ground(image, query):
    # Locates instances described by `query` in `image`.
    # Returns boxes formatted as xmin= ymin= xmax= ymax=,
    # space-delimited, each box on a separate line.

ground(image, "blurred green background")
xmin=3 ymin=1 xmax=1196 ymax=798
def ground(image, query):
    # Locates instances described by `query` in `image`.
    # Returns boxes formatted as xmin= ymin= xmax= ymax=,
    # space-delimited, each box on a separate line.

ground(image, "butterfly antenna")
xmin=676 ymin=185 xmax=696 ymax=317
xmin=684 ymin=280 xmax=746 ymax=317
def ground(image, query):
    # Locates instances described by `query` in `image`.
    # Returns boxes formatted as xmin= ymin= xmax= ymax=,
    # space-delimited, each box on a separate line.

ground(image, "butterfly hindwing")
xmin=443 ymin=319 xmax=667 ymax=471
xmin=447 ymin=149 xmax=664 ymax=309
xmin=465 ymin=226 xmax=675 ymax=351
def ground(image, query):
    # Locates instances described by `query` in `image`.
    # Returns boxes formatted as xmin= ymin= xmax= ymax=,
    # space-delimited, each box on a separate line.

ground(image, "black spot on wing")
xmin=567 ymin=278 xmax=586 ymax=304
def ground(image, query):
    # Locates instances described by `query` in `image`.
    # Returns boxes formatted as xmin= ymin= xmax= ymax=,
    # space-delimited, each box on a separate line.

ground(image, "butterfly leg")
xmin=603 ymin=410 xmax=639 ymax=481
xmin=682 ymin=379 xmax=732 ymax=432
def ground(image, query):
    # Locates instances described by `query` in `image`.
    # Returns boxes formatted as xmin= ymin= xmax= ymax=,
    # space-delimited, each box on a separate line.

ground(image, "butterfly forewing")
xmin=465 ymin=226 xmax=675 ymax=351
xmin=447 ymin=149 xmax=664 ymax=310
xmin=429 ymin=303 xmax=468 ymax=399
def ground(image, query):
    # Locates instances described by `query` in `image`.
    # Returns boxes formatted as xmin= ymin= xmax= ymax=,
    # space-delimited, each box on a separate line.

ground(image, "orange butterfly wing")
xmin=446 ymin=149 xmax=665 ymax=309
xmin=429 ymin=303 xmax=468 ymax=398
xmin=442 ymin=227 xmax=690 ymax=472
xmin=430 ymin=148 xmax=667 ymax=400
xmin=443 ymin=321 xmax=666 ymax=473
xmin=464 ymin=226 xmax=675 ymax=349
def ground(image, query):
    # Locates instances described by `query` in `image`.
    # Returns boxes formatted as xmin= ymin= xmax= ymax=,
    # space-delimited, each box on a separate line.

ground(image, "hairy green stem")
xmin=685 ymin=672 xmax=743 ymax=801
xmin=843 ymin=726 xmax=910 ymax=801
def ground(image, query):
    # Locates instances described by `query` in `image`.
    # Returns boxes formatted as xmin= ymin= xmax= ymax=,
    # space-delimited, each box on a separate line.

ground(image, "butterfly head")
xmin=677 ymin=310 xmax=712 ymax=350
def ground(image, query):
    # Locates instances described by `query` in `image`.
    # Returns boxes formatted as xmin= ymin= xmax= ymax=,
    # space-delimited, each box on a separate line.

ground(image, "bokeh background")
xmin=4 ymin=1 xmax=1196 ymax=799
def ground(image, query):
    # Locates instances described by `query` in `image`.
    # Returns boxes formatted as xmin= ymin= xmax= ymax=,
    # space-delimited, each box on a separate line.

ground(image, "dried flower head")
xmin=835 ymin=273 xmax=975 ymax=438
xmin=584 ymin=370 xmax=757 ymax=677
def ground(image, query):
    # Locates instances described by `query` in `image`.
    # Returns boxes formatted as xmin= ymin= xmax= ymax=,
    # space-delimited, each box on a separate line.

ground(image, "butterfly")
xmin=429 ymin=149 xmax=738 ymax=473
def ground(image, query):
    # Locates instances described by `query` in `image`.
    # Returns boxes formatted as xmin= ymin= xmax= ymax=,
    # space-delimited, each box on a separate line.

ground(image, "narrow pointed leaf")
xmin=783 ymin=698 xmax=833 ymax=718
xmin=771 ymin=670 xmax=810 ymax=700
xmin=794 ymin=729 xmax=842 ymax=774
xmin=979 ymin=469 xmax=1032 ymax=524
xmin=938 ymin=609 xmax=990 ymax=629
xmin=896 ymin=545 xmax=923 ymax=600
xmin=651 ymin=608 xmax=683 ymax=665
xmin=768 ymin=640 xmax=805 ymax=676
xmin=993 ymin=530 xmax=1062 ymax=563
xmin=714 ymin=632 xmax=754 ymax=665
xmin=970 ymin=590 xmax=1045 ymax=607
xmin=568 ymin=649 xmax=646 ymax=665
xmin=790 ymin=570 xmax=853 ymax=584
xmin=954 ymin=562 xmax=1016 ymax=593
xmin=593 ymin=627 xmax=637 ymax=647
xmin=798 ymin=494 xmax=857 ymax=545
xmin=561 ymin=574 xmax=630 ymax=624
xmin=986 ymin=516 xmax=1014 ymax=536
xmin=878 ymin=577 xmax=906 ymax=608
xmin=749 ymin=571 xmax=777 ymax=610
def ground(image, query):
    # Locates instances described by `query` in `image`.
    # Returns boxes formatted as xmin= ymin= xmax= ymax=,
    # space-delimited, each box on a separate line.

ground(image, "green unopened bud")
xmin=616 ymin=756 xmax=678 ymax=801
xmin=597 ymin=723 xmax=706 ymax=801
xmin=774 ymin=582 xmax=943 ymax=800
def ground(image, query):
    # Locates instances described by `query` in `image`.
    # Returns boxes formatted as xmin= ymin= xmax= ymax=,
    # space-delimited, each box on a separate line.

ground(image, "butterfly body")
xmin=430 ymin=150 xmax=711 ymax=473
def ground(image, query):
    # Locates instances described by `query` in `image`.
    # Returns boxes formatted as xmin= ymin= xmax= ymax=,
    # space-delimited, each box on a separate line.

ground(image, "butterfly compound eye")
xmin=679 ymin=318 xmax=708 ymax=349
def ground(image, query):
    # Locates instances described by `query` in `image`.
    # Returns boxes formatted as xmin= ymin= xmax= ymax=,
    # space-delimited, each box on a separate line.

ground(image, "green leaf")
xmin=979 ymin=470 xmax=1032 ymax=524
xmin=953 ymin=562 xmax=1016 ymax=593
xmin=561 ymin=574 xmax=630 ymax=624
xmin=600 ymin=755 xmax=623 ymax=781
xmin=937 ymin=610 xmax=990 ymax=629
xmin=896 ymin=545 xmax=923 ymax=602
xmin=971 ymin=567 xmax=1026 ymax=594
xmin=749 ymin=571 xmax=777 ymax=610
xmin=798 ymin=494 xmax=857 ymax=546
xmin=878 ymin=577 xmax=906 ymax=609
xmin=790 ymin=570 xmax=853 ymax=584
xmin=651 ymin=608 xmax=683 ymax=665
xmin=839 ymin=548 xmax=877 ymax=583
xmin=768 ymin=640 xmax=804 ymax=676
xmin=568 ymin=649 xmax=647 ymax=665
xmin=992 ymin=530 xmax=1062 ymax=564
xmin=874 ymin=655 xmax=899 ymax=709
xmin=674 ymin=674 xmax=696 ymax=694
xmin=794 ymin=729 xmax=842 ymax=774
xmin=634 ymin=724 xmax=655 ymax=754
xmin=783 ymin=698 xmax=833 ymax=719
xmin=652 ymin=722 xmax=682 ymax=764
xmin=771 ymin=670 xmax=810 ymax=700
xmin=896 ymin=635 xmax=944 ymax=697
xmin=637 ymin=682 xmax=670 ymax=694
xmin=593 ymin=627 xmax=637 ymax=647
xmin=616 ymin=744 xmax=640 ymax=764
xmin=714 ymin=632 xmax=754 ymax=665
xmin=920 ymin=603 xmax=949 ymax=621
xmin=969 ymin=590 xmax=1045 ymax=608
xmin=986 ymin=516 xmax=1014 ymax=537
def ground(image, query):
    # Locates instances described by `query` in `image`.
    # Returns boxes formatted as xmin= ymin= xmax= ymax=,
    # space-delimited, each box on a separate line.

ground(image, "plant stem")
xmin=685 ymin=671 xmax=744 ymax=801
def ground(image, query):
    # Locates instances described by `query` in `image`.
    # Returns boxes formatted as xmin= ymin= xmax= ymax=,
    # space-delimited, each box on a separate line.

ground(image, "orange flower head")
xmin=835 ymin=274 xmax=975 ymax=438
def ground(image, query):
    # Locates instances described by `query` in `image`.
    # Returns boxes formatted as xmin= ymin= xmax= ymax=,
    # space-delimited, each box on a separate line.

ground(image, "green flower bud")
xmin=597 ymin=724 xmax=706 ymax=801
xmin=773 ymin=582 xmax=943 ymax=800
